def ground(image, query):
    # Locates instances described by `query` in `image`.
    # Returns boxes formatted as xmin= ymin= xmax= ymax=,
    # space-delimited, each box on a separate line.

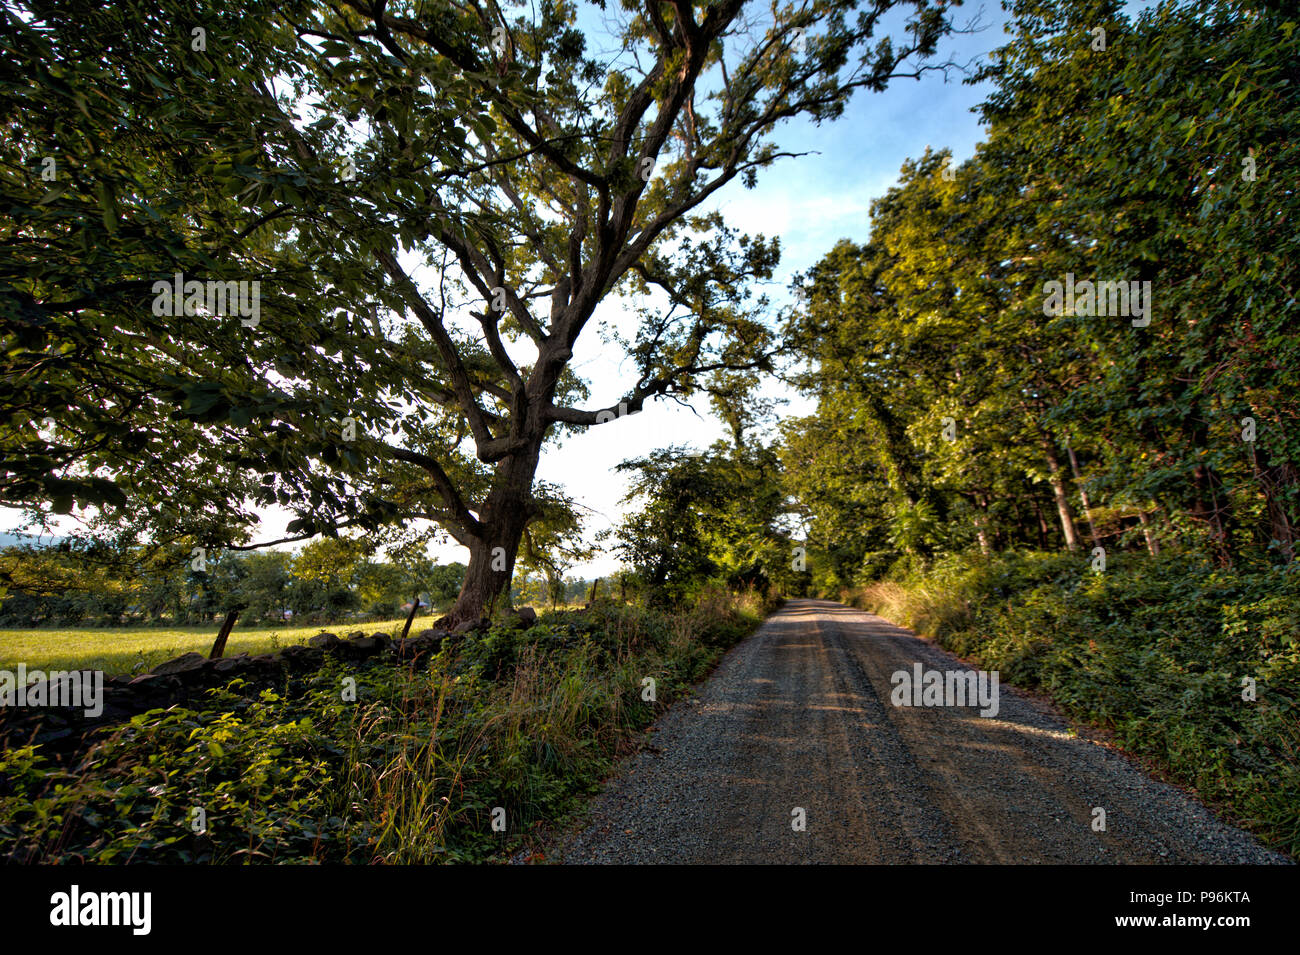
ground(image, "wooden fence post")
xmin=401 ymin=593 xmax=420 ymax=639
xmin=209 ymin=610 xmax=239 ymax=659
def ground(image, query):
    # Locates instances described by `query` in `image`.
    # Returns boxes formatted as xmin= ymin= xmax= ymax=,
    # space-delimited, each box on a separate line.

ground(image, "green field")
xmin=0 ymin=617 xmax=424 ymax=676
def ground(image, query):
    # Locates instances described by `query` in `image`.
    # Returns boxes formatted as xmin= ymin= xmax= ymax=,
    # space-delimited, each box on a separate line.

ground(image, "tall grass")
xmin=333 ymin=588 xmax=772 ymax=862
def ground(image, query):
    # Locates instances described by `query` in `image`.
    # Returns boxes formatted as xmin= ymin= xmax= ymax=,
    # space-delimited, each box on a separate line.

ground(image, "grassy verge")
xmin=0 ymin=617 xmax=418 ymax=676
xmin=843 ymin=551 xmax=1300 ymax=858
xmin=0 ymin=588 xmax=774 ymax=863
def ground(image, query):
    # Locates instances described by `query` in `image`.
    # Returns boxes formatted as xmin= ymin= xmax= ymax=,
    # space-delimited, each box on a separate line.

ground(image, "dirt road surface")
xmin=560 ymin=599 xmax=1288 ymax=864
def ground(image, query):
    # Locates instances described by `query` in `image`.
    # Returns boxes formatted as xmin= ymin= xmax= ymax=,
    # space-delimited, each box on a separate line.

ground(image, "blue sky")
xmin=4 ymin=2 xmax=1012 ymax=576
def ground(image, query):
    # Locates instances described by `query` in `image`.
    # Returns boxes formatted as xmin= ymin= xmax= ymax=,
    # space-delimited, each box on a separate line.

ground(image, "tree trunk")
xmin=1185 ymin=419 xmax=1233 ymax=562
xmin=1190 ymin=459 xmax=1233 ymax=563
xmin=447 ymin=505 xmax=530 ymax=627
xmin=973 ymin=492 xmax=992 ymax=555
xmin=443 ymin=442 xmax=542 ymax=627
xmin=209 ymin=609 xmax=239 ymax=659
xmin=1066 ymin=442 xmax=1101 ymax=547
xmin=400 ymin=592 xmax=420 ymax=639
xmin=1137 ymin=508 xmax=1160 ymax=556
xmin=1042 ymin=443 xmax=1080 ymax=552
xmin=1253 ymin=442 xmax=1297 ymax=562
xmin=1032 ymin=497 xmax=1051 ymax=549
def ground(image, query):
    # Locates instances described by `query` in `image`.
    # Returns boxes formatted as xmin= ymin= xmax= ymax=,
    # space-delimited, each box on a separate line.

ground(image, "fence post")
xmin=209 ymin=610 xmax=239 ymax=659
xmin=401 ymin=593 xmax=420 ymax=639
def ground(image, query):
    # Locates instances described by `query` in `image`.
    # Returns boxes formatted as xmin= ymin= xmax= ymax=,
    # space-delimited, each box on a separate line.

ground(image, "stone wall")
xmin=0 ymin=628 xmax=455 ymax=755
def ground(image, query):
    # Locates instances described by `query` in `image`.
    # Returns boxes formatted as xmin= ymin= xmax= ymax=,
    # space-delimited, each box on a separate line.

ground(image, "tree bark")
xmin=973 ymin=492 xmax=992 ymax=555
xmin=400 ymin=592 xmax=420 ymax=639
xmin=1042 ymin=442 xmax=1080 ymax=552
xmin=1252 ymin=442 xmax=1296 ymax=562
xmin=209 ymin=610 xmax=239 ymax=659
xmin=1189 ymin=459 xmax=1233 ymax=562
xmin=1066 ymin=442 xmax=1101 ymax=547
xmin=1137 ymin=508 xmax=1160 ymax=556
xmin=1032 ymin=497 xmax=1051 ymax=549
xmin=1182 ymin=418 xmax=1233 ymax=562
xmin=443 ymin=438 xmax=543 ymax=627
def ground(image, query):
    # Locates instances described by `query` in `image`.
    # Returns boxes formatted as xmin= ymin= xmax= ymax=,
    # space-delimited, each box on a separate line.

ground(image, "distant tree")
xmin=234 ymin=551 xmax=294 ymax=623
xmin=615 ymin=440 xmax=795 ymax=605
xmin=422 ymin=562 xmax=466 ymax=611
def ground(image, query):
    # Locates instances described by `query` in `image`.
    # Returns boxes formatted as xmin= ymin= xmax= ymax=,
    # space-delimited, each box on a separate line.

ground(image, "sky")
xmin=4 ymin=1 xmax=1012 ymax=578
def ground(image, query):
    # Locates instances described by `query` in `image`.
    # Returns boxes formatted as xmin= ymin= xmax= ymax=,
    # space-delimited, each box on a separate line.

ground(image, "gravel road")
xmin=560 ymin=599 xmax=1289 ymax=864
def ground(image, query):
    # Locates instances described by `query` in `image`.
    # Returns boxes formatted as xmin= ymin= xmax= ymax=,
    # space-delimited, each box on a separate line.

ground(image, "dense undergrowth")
xmin=845 ymin=551 xmax=1300 ymax=858
xmin=0 ymin=588 xmax=773 ymax=863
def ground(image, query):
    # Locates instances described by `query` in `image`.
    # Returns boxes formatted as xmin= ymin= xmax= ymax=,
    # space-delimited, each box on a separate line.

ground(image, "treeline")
xmin=781 ymin=0 xmax=1297 ymax=586
xmin=0 ymin=537 xmax=466 ymax=628
xmin=0 ymin=533 xmax=615 ymax=629
xmin=764 ymin=0 xmax=1299 ymax=856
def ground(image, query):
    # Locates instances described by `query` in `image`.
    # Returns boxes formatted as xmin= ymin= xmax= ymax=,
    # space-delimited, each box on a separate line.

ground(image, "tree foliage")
xmin=613 ymin=438 xmax=801 ymax=605
xmin=784 ymin=0 xmax=1299 ymax=586
xmin=2 ymin=0 xmax=961 ymax=622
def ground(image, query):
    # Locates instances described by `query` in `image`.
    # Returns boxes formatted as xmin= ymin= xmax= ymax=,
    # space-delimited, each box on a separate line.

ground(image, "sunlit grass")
xmin=0 ymin=617 xmax=424 ymax=676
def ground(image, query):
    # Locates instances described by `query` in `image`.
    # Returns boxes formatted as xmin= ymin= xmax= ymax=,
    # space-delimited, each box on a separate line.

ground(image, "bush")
xmin=367 ymin=601 xmax=398 ymax=620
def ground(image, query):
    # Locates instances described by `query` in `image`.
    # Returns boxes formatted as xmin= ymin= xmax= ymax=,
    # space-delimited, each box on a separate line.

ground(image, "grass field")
xmin=0 ymin=617 xmax=427 ymax=676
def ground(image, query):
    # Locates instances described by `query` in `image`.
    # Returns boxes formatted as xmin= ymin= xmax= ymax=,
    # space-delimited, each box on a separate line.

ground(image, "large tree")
xmin=2 ymin=0 xmax=961 ymax=623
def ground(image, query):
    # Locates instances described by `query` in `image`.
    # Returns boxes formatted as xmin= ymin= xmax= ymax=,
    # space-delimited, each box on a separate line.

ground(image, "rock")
xmin=125 ymin=673 xmax=183 ymax=705
xmin=346 ymin=630 xmax=367 ymax=640
xmin=99 ymin=686 xmax=134 ymax=707
xmin=29 ymin=726 xmax=75 ymax=745
xmin=127 ymin=673 xmax=171 ymax=688
xmin=454 ymin=617 xmax=487 ymax=635
xmin=87 ymin=687 xmax=140 ymax=725
xmin=149 ymin=652 xmax=206 ymax=677
xmin=392 ymin=630 xmax=447 ymax=658
xmin=246 ymin=654 xmax=282 ymax=676
xmin=212 ymin=654 xmax=252 ymax=674
xmin=347 ymin=636 xmax=383 ymax=656
xmin=510 ymin=607 xmax=538 ymax=629
xmin=94 ymin=704 xmax=135 ymax=725
xmin=9 ymin=671 xmax=99 ymax=710
xmin=276 ymin=644 xmax=324 ymax=669
xmin=309 ymin=633 xmax=343 ymax=651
